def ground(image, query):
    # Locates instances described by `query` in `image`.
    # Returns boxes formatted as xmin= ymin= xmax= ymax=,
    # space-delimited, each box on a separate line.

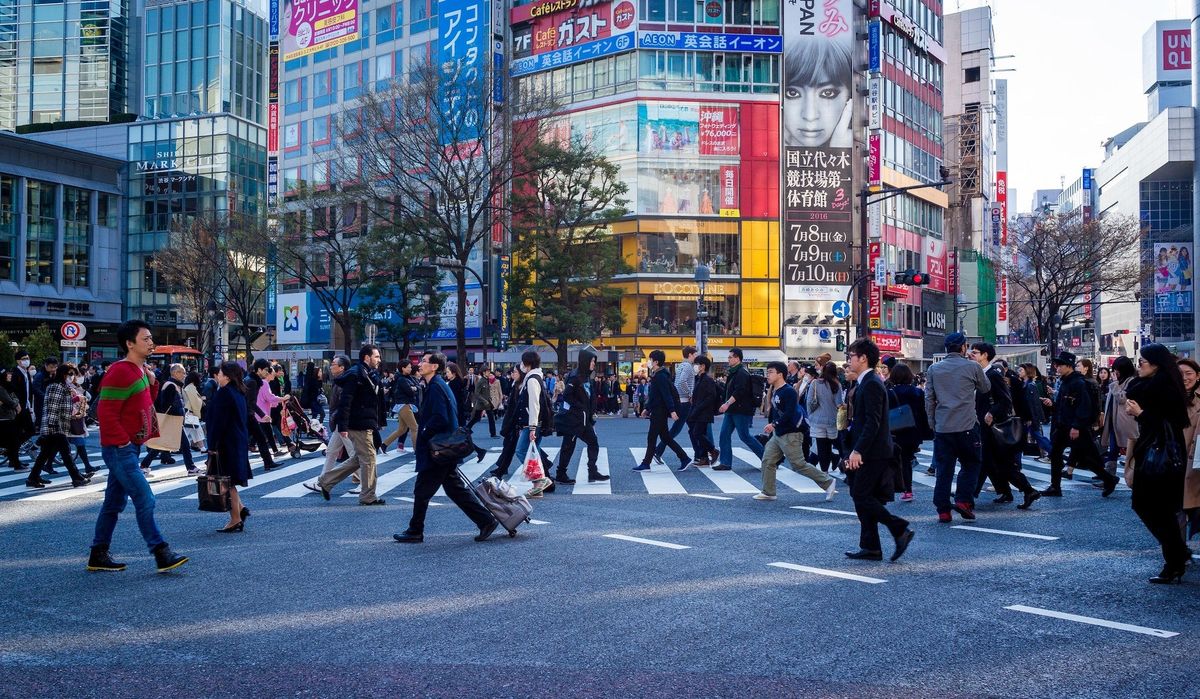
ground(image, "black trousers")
xmin=30 ymin=433 xmax=84 ymax=482
xmin=815 ymin=437 xmax=838 ymax=472
xmin=642 ymin=411 xmax=687 ymax=466
xmin=898 ymin=442 xmax=918 ymax=492
xmin=558 ymin=424 xmax=600 ymax=477
xmin=407 ymin=462 xmax=494 ymax=535
xmin=467 ymin=409 xmax=497 ymax=436
xmin=2 ymin=423 xmax=23 ymax=469
xmin=654 ymin=403 xmax=691 ymax=459
xmin=248 ymin=420 xmax=277 ymax=469
xmin=688 ymin=421 xmax=714 ymax=458
xmin=977 ymin=429 xmax=1034 ymax=497
xmin=849 ymin=459 xmax=908 ymax=552
xmin=1131 ymin=473 xmax=1190 ymax=569
xmin=1049 ymin=426 xmax=1106 ymax=489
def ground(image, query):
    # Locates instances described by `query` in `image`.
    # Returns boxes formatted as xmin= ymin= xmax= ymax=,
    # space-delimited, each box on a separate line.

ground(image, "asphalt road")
xmin=0 ymin=414 xmax=1197 ymax=698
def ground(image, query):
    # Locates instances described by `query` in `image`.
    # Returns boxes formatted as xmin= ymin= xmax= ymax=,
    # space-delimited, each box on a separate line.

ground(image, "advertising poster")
xmin=276 ymin=291 xmax=332 ymax=345
xmin=699 ymin=105 xmax=739 ymax=155
xmin=782 ymin=0 xmax=854 ymax=301
xmin=281 ymin=0 xmax=360 ymax=61
xmin=924 ymin=236 xmax=948 ymax=292
xmin=529 ymin=0 xmax=635 ymax=55
xmin=718 ymin=165 xmax=739 ymax=216
xmin=438 ymin=0 xmax=489 ymax=144
xmin=430 ymin=285 xmax=483 ymax=340
xmin=1153 ymin=242 xmax=1194 ymax=314
xmin=868 ymin=242 xmax=881 ymax=329
xmin=638 ymin=103 xmax=740 ymax=157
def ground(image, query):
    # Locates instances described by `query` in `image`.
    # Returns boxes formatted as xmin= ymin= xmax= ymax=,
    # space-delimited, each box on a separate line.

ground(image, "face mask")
xmin=18 ymin=359 xmax=29 ymax=368
xmin=74 ymin=376 xmax=84 ymax=385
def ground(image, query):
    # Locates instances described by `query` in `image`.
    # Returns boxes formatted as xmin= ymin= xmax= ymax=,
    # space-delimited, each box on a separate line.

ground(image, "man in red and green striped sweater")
xmin=87 ymin=320 xmax=189 ymax=574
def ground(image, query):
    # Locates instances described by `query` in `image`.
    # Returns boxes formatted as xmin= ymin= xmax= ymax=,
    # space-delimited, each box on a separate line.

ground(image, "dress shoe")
xmin=475 ymin=520 xmax=499 ymax=542
xmin=711 ymin=464 xmax=732 ymax=471
xmin=24 ymin=479 xmax=45 ymax=489
xmin=708 ymin=449 xmax=720 ymax=461
xmin=1101 ymin=475 xmax=1119 ymax=497
xmin=1149 ymin=565 xmax=1186 ymax=584
xmin=393 ymin=531 xmax=423 ymax=543
xmin=692 ymin=457 xmax=711 ymax=467
xmin=554 ymin=473 xmax=576 ymax=485
xmin=891 ymin=528 xmax=915 ymax=562
xmin=71 ymin=478 xmax=90 ymax=488
xmin=303 ymin=482 xmax=331 ymax=501
xmin=1017 ymin=490 xmax=1041 ymax=510
xmin=844 ymin=549 xmax=883 ymax=561
xmin=160 ymin=457 xmax=176 ymax=465
xmin=1040 ymin=487 xmax=1063 ymax=497
xmin=38 ymin=476 xmax=52 ymax=484
xmin=993 ymin=494 xmax=1014 ymax=504
xmin=951 ymin=501 xmax=976 ymax=520
xmin=216 ymin=521 xmax=244 ymax=533
xmin=43 ymin=467 xmax=59 ymax=475
xmin=360 ymin=498 xmax=386 ymax=506
xmin=588 ymin=473 xmax=610 ymax=483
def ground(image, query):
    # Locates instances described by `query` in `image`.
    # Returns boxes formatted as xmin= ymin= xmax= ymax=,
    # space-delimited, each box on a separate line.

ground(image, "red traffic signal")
xmin=909 ymin=271 xmax=927 ymax=286
xmin=893 ymin=269 xmax=928 ymax=286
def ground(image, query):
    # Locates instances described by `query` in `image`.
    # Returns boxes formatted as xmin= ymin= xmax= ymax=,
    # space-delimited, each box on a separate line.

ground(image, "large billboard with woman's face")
xmin=782 ymin=0 xmax=855 ymax=302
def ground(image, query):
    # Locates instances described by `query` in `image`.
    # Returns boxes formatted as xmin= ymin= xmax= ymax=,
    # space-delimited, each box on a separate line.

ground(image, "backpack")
xmin=521 ymin=375 xmax=556 ymax=435
xmin=749 ymin=373 xmax=767 ymax=407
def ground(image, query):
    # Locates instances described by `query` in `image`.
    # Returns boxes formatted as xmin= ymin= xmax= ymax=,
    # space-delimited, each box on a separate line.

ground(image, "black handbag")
xmin=990 ymin=417 xmax=1024 ymax=447
xmin=196 ymin=452 xmax=231 ymax=512
xmin=888 ymin=404 xmax=916 ymax=432
xmin=1138 ymin=429 xmax=1186 ymax=478
xmin=429 ymin=427 xmax=475 ymax=466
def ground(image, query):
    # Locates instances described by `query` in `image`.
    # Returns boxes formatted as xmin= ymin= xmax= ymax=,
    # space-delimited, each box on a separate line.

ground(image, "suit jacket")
xmin=415 ymin=375 xmax=457 ymax=472
xmin=850 ymin=370 xmax=893 ymax=461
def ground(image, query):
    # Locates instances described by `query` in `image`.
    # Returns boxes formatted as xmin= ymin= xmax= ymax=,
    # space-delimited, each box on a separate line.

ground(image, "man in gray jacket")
xmin=925 ymin=332 xmax=990 ymax=523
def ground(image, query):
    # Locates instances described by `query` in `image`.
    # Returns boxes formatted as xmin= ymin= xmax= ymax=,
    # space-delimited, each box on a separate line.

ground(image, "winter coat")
xmin=806 ymin=378 xmax=842 ymax=439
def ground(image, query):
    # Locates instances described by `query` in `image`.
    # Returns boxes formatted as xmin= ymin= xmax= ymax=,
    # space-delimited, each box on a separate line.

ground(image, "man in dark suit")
xmin=844 ymin=339 xmax=915 ymax=562
xmin=393 ymin=352 xmax=498 ymax=544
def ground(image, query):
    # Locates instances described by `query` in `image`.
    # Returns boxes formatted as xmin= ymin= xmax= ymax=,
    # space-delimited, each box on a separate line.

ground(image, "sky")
xmin=952 ymin=0 xmax=1193 ymax=212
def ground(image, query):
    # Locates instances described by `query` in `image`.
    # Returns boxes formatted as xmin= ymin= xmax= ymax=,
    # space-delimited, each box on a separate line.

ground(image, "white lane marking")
xmin=629 ymin=448 xmax=686 ymax=494
xmin=435 ymin=452 xmax=499 ymax=497
xmin=28 ymin=467 xmax=191 ymax=501
xmin=768 ymin=562 xmax=887 ymax=584
xmin=393 ymin=496 xmax=445 ymax=506
xmin=528 ymin=519 xmax=549 ymax=525
xmin=602 ymin=533 xmax=690 ymax=550
xmin=952 ymin=525 xmax=1059 ymax=541
xmin=791 ymin=505 xmax=857 ymax=516
xmin=1005 ymin=605 xmax=1178 ymax=638
xmin=688 ymin=493 xmax=732 ymax=501
xmin=184 ymin=452 xmax=342 ymax=498
xmin=736 ymin=447 xmax=827 ymax=494
xmin=572 ymin=447 xmax=612 ymax=495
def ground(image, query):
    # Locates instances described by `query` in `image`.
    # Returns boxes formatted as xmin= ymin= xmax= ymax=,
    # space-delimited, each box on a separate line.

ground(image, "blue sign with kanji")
xmin=511 ymin=32 xmax=635 ymax=77
xmin=636 ymin=32 xmax=782 ymax=53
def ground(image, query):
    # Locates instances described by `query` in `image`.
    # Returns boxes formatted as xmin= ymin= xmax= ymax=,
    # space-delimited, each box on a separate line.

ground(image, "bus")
xmin=150 ymin=345 xmax=205 ymax=374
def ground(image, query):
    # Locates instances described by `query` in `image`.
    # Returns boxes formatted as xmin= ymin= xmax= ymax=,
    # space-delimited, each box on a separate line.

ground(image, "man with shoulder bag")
xmin=393 ymin=353 xmax=499 ymax=544
xmin=970 ymin=343 xmax=1040 ymax=510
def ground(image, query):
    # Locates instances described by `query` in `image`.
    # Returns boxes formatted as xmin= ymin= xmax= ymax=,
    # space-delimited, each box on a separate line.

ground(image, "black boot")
xmin=86 ymin=545 xmax=127 ymax=572
xmin=152 ymin=543 xmax=189 ymax=573
xmin=554 ymin=471 xmax=576 ymax=484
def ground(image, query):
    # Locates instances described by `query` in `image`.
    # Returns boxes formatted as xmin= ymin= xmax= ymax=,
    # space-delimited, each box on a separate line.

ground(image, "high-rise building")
xmin=0 ymin=0 xmax=140 ymax=131
xmin=41 ymin=0 xmax=270 ymax=347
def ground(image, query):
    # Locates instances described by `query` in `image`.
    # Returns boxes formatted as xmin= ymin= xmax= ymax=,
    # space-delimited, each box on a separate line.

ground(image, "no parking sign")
xmin=60 ymin=321 xmax=87 ymax=341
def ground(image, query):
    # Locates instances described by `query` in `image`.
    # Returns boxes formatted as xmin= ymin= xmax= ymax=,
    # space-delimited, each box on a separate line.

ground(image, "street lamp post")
xmin=694 ymin=264 xmax=710 ymax=357
xmin=206 ymin=299 xmax=221 ymax=368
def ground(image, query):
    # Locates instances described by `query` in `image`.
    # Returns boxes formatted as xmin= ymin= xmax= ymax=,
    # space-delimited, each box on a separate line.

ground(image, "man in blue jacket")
xmin=753 ymin=361 xmax=838 ymax=501
xmin=393 ymin=352 xmax=498 ymax=544
xmin=633 ymin=350 xmax=691 ymax=472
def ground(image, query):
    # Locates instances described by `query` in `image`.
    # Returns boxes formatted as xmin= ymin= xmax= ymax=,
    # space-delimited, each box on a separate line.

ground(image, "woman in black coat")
xmin=206 ymin=361 xmax=253 ymax=533
xmin=1124 ymin=343 xmax=1191 ymax=583
xmin=889 ymin=363 xmax=930 ymax=501
xmin=300 ymin=363 xmax=324 ymax=422
xmin=446 ymin=362 xmax=470 ymax=425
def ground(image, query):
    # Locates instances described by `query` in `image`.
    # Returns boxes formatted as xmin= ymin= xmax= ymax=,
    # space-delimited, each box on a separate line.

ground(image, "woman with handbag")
xmin=183 ymin=371 xmax=207 ymax=452
xmin=1124 ymin=344 xmax=1191 ymax=584
xmin=806 ymin=362 xmax=844 ymax=473
xmin=205 ymin=361 xmax=253 ymax=533
xmin=65 ymin=363 xmax=97 ymax=477
xmin=26 ymin=365 xmax=90 ymax=488
xmin=140 ymin=364 xmax=198 ymax=476
xmin=889 ymin=363 xmax=930 ymax=502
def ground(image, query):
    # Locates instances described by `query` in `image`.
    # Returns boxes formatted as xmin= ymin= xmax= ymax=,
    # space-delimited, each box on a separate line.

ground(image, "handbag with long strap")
xmin=196 ymin=451 xmax=231 ymax=513
xmin=990 ymin=416 xmax=1024 ymax=447
xmin=145 ymin=411 xmax=183 ymax=452
xmin=429 ymin=381 xmax=476 ymax=466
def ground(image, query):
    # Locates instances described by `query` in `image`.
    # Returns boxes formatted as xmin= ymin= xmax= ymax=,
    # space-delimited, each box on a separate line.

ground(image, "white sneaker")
xmin=753 ymin=492 xmax=777 ymax=501
xmin=823 ymin=480 xmax=838 ymax=501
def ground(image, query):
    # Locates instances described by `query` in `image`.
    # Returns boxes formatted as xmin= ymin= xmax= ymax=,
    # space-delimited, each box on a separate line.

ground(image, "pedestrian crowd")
xmin=2 ymin=320 xmax=1197 ymax=584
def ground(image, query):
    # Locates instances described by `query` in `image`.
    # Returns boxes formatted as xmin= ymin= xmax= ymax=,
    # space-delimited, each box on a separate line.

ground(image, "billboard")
xmin=510 ymin=0 xmax=635 ymax=75
xmin=1144 ymin=21 xmax=1192 ymax=90
xmin=281 ymin=0 xmax=360 ymax=61
xmin=637 ymin=32 xmax=780 ymax=53
xmin=1154 ymin=242 xmax=1193 ymax=314
xmin=438 ymin=0 xmax=490 ymax=144
xmin=276 ymin=291 xmax=333 ymax=345
xmin=782 ymin=0 xmax=854 ymax=301
xmin=430 ymin=284 xmax=483 ymax=340
xmin=637 ymin=103 xmax=740 ymax=157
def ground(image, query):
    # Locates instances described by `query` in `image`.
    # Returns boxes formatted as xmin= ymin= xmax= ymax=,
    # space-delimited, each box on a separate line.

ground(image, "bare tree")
xmin=215 ymin=216 xmax=271 ymax=360
xmin=152 ymin=219 xmax=222 ymax=353
xmin=507 ymin=138 xmax=631 ymax=370
xmin=1001 ymin=214 xmax=1144 ymax=354
xmin=342 ymin=59 xmax=557 ymax=362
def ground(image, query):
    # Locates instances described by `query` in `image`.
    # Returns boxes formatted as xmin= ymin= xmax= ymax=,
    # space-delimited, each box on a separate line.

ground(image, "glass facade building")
xmin=0 ymin=0 xmax=136 ymax=131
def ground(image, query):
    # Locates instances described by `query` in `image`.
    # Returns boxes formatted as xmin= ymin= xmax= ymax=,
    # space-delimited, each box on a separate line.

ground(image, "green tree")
xmin=23 ymin=324 xmax=60 ymax=365
xmin=0 ymin=331 xmax=14 ymax=369
xmin=507 ymin=138 xmax=631 ymax=370
xmin=353 ymin=222 xmax=447 ymax=360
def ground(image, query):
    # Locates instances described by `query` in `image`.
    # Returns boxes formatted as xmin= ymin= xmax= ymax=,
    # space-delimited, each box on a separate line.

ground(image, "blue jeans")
xmin=92 ymin=444 xmax=165 ymax=551
xmin=719 ymin=412 xmax=763 ymax=466
xmin=513 ymin=428 xmax=544 ymax=479
xmin=1027 ymin=421 xmax=1052 ymax=453
xmin=932 ymin=428 xmax=983 ymax=513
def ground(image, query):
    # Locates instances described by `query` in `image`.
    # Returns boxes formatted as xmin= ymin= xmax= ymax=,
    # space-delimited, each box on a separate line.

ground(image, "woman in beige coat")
xmin=1102 ymin=357 xmax=1138 ymax=478
xmin=1177 ymin=359 xmax=1200 ymax=519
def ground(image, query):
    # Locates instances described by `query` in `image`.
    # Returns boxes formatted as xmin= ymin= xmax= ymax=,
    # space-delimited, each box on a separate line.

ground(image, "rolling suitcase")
xmin=469 ymin=474 xmax=532 ymax=537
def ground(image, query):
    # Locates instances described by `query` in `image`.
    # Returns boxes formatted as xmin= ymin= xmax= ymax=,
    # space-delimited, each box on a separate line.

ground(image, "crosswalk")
xmin=0 ymin=442 xmax=1124 ymax=503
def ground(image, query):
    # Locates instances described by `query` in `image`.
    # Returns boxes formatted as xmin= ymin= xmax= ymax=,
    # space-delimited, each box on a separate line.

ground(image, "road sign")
xmin=60 ymin=321 xmax=87 ymax=341
xmin=832 ymin=300 xmax=851 ymax=320
xmin=60 ymin=339 xmax=86 ymax=348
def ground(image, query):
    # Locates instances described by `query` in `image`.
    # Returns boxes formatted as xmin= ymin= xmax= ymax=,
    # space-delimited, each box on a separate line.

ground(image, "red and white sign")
xmin=873 ymin=331 xmax=902 ymax=354
xmin=268 ymin=104 xmax=280 ymax=153
xmin=698 ymin=106 xmax=740 ymax=156
xmin=997 ymin=275 xmax=1008 ymax=323
xmin=868 ymin=133 xmax=881 ymax=189
xmin=996 ymin=171 xmax=1008 ymax=246
xmin=60 ymin=321 xmax=87 ymax=341
xmin=1163 ymin=28 xmax=1192 ymax=71
xmin=868 ymin=242 xmax=882 ymax=330
xmin=529 ymin=0 xmax=634 ymax=56
xmin=924 ymin=237 xmax=948 ymax=293
xmin=719 ymin=165 xmax=739 ymax=211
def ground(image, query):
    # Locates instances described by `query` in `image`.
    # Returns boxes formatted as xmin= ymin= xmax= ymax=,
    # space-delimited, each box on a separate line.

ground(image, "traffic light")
xmin=835 ymin=332 xmax=846 ymax=352
xmin=893 ymin=269 xmax=929 ymax=286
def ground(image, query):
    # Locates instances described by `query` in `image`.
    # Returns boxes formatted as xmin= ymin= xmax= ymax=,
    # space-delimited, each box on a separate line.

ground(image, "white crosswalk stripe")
xmin=572 ymin=447 xmax=611 ymax=495
xmin=629 ymin=448 xmax=686 ymax=494
xmin=732 ymin=446 xmax=830 ymax=494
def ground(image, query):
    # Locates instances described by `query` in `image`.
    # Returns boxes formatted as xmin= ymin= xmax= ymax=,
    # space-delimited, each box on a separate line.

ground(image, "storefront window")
xmin=637 ymin=296 xmax=740 ymax=336
xmin=637 ymin=162 xmax=727 ymax=216
xmin=636 ymin=232 xmax=739 ymax=275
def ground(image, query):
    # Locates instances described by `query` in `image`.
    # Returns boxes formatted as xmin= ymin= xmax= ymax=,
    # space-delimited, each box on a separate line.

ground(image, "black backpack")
xmin=749 ymin=373 xmax=767 ymax=407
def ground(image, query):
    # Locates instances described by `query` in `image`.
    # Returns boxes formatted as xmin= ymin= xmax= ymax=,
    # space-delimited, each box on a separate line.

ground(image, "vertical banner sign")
xmin=438 ymin=0 xmax=489 ymax=146
xmin=266 ymin=241 xmax=278 ymax=320
xmin=868 ymin=242 xmax=882 ymax=329
xmin=268 ymin=105 xmax=279 ymax=151
xmin=996 ymin=171 xmax=1008 ymax=335
xmin=719 ymin=165 xmax=739 ymax=216
xmin=1153 ymin=242 xmax=1194 ymax=313
xmin=498 ymin=254 xmax=511 ymax=342
xmin=868 ymin=76 xmax=881 ymax=130
xmin=268 ymin=157 xmax=279 ymax=210
xmin=269 ymin=43 xmax=280 ymax=102
xmin=782 ymin=0 xmax=854 ymax=302
xmin=270 ymin=0 xmax=280 ymax=39
xmin=868 ymin=133 xmax=881 ymax=189
xmin=281 ymin=0 xmax=360 ymax=61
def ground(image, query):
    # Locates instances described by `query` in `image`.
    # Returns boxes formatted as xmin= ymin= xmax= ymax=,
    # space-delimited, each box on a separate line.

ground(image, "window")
xmin=63 ymin=187 xmax=90 ymax=287
xmin=0 ymin=176 xmax=14 ymax=281
xmin=642 ymin=0 xmax=665 ymax=21
xmin=635 ymin=232 xmax=740 ymax=275
xmin=964 ymin=66 xmax=979 ymax=83
xmin=25 ymin=180 xmax=56 ymax=285
xmin=312 ymin=115 xmax=332 ymax=145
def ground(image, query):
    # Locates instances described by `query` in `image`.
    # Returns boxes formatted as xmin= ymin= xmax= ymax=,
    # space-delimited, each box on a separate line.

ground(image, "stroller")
xmin=280 ymin=396 xmax=328 ymax=458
